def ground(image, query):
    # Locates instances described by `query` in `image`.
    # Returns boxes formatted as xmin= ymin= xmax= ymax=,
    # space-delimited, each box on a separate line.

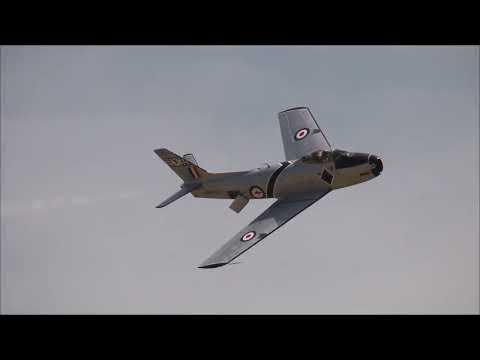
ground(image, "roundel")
xmin=241 ymin=231 xmax=256 ymax=242
xmin=249 ymin=186 xmax=265 ymax=199
xmin=294 ymin=128 xmax=310 ymax=141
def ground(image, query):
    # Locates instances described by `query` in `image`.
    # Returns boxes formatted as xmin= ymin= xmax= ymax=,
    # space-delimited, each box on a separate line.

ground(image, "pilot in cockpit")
xmin=302 ymin=150 xmax=332 ymax=163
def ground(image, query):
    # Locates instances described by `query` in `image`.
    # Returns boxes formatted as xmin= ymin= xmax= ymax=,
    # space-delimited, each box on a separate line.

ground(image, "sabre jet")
xmin=154 ymin=107 xmax=383 ymax=268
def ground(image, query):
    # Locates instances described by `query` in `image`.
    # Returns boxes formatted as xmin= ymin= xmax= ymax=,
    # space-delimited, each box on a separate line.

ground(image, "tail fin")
xmin=154 ymin=148 xmax=209 ymax=182
xmin=182 ymin=153 xmax=198 ymax=166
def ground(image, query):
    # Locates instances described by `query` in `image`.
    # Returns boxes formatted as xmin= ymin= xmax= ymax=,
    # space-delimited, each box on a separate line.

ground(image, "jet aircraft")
xmin=154 ymin=107 xmax=383 ymax=268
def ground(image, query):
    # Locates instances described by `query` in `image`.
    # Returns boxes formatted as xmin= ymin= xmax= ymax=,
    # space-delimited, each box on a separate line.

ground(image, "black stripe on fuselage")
xmin=267 ymin=162 xmax=290 ymax=198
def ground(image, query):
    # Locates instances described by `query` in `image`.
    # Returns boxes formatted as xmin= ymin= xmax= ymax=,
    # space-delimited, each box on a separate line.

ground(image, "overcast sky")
xmin=1 ymin=46 xmax=478 ymax=314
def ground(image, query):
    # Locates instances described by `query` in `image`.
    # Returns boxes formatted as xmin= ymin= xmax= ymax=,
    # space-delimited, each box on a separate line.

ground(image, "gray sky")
xmin=1 ymin=46 xmax=478 ymax=314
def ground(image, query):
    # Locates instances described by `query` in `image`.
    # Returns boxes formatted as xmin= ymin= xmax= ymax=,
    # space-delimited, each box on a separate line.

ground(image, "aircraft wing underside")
xmin=198 ymin=189 xmax=331 ymax=268
xmin=278 ymin=107 xmax=332 ymax=161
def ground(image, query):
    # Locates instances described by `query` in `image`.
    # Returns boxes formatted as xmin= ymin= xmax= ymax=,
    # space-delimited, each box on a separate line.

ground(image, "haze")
xmin=1 ymin=46 xmax=478 ymax=314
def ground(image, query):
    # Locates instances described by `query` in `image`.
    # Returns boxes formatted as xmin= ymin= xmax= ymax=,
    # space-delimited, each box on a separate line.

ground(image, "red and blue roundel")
xmin=249 ymin=186 xmax=265 ymax=199
xmin=294 ymin=128 xmax=310 ymax=141
xmin=241 ymin=231 xmax=256 ymax=242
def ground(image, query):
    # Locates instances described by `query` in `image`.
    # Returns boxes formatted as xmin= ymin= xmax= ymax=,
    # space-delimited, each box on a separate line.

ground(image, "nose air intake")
xmin=369 ymin=155 xmax=384 ymax=176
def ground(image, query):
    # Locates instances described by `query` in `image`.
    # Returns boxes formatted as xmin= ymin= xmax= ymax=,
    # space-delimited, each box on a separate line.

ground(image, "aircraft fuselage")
xmin=191 ymin=150 xmax=383 ymax=201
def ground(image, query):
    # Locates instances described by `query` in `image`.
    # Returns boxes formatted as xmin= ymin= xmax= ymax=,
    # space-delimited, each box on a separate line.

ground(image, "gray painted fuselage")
xmin=191 ymin=150 xmax=383 ymax=201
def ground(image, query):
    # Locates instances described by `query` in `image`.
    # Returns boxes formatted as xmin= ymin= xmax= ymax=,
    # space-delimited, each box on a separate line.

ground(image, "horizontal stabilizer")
xmin=156 ymin=183 xmax=201 ymax=208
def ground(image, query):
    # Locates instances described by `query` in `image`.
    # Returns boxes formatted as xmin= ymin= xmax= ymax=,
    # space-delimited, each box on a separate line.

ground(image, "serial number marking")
xmin=165 ymin=157 xmax=188 ymax=167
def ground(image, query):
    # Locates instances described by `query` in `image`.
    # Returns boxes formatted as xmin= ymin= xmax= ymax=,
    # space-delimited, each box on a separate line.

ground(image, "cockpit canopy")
xmin=301 ymin=150 xmax=333 ymax=163
xmin=301 ymin=149 xmax=369 ymax=169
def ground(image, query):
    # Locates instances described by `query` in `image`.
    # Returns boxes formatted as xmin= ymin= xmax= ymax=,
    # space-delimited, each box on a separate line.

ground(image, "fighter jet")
xmin=154 ymin=107 xmax=383 ymax=268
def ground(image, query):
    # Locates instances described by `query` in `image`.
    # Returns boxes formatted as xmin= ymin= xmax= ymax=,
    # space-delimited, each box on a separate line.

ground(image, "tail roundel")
xmin=154 ymin=148 xmax=209 ymax=182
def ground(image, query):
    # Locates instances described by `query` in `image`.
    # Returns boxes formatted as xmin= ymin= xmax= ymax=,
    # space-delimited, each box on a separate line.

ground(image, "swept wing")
xmin=278 ymin=107 xmax=332 ymax=161
xmin=198 ymin=189 xmax=331 ymax=268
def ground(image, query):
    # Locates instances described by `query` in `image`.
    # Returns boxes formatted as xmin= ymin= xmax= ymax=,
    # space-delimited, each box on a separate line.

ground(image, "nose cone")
xmin=369 ymin=155 xmax=383 ymax=176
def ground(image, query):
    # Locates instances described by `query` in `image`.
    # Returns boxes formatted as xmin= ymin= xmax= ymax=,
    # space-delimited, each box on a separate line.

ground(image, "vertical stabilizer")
xmin=154 ymin=148 xmax=209 ymax=181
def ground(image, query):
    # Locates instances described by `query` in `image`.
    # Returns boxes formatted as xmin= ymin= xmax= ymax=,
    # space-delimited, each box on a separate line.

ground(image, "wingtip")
xmin=278 ymin=106 xmax=309 ymax=115
xmin=198 ymin=262 xmax=228 ymax=269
